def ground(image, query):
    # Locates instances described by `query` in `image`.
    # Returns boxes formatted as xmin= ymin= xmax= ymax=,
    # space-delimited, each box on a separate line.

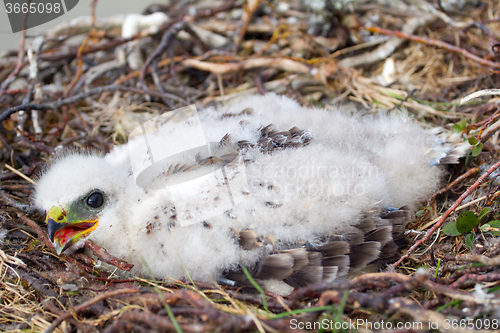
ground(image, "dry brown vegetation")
xmin=2 ymin=0 xmax=500 ymax=332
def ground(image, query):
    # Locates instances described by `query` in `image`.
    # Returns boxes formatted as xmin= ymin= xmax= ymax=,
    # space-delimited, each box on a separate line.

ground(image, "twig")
xmin=140 ymin=21 xmax=188 ymax=85
xmin=16 ymin=136 xmax=55 ymax=154
xmin=0 ymin=85 xmax=123 ymax=122
xmin=17 ymin=213 xmax=55 ymax=252
xmin=0 ymin=190 xmax=37 ymax=214
xmin=487 ymin=190 xmax=500 ymax=205
xmin=90 ymin=0 xmax=98 ymax=25
xmin=68 ymin=0 xmax=102 ymax=97
xmin=418 ymin=189 xmax=500 ymax=230
xmin=466 ymin=110 xmax=500 ymax=140
xmin=427 ymin=167 xmax=479 ymax=205
xmin=45 ymin=288 xmax=141 ymax=333
xmin=0 ymin=163 xmax=38 ymax=181
xmin=16 ymin=84 xmax=33 ymax=135
xmin=393 ymin=160 xmax=500 ymax=267
xmin=365 ymin=26 xmax=500 ymax=69
xmin=1 ymin=184 xmax=32 ymax=193
xmin=443 ymin=265 xmax=494 ymax=283
xmin=16 ymin=267 xmax=61 ymax=299
xmin=0 ymin=89 xmax=28 ymax=95
xmin=38 ymin=38 xmax=131 ymax=62
xmin=57 ymin=135 xmax=113 ymax=151
xmin=184 ymin=57 xmax=310 ymax=75
xmin=44 ymin=300 xmax=96 ymax=333
xmin=0 ymin=84 xmax=186 ymax=123
xmin=35 ymin=1 xmax=230 ymax=64
xmin=450 ymin=272 xmax=500 ymax=289
xmin=468 ymin=22 xmax=500 ymax=59
xmin=150 ymin=60 xmax=175 ymax=108
xmin=0 ymin=7 xmax=28 ymax=90
xmin=453 ymin=254 xmax=500 ymax=266
xmin=104 ymin=309 xmax=215 ymax=333
xmin=224 ymin=290 xmax=287 ymax=311
xmin=341 ymin=15 xmax=436 ymax=68
xmin=4 ymin=164 xmax=36 ymax=185
xmin=460 ymin=89 xmax=500 ymax=105
xmin=387 ymin=298 xmax=453 ymax=332
xmin=234 ymin=0 xmax=261 ymax=53
xmin=67 ymin=35 xmax=91 ymax=95
xmin=0 ymin=131 xmax=25 ymax=166
xmin=386 ymin=88 xmax=417 ymax=112
xmin=378 ymin=270 xmax=428 ymax=299
xmin=169 ymin=46 xmax=191 ymax=104
xmin=254 ymin=72 xmax=267 ymax=95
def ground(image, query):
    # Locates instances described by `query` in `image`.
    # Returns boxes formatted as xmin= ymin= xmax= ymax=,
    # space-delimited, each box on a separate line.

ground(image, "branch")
xmin=0 ymin=84 xmax=186 ymax=123
xmin=183 ymin=57 xmax=310 ymax=75
xmin=365 ymin=25 xmax=500 ymax=69
xmin=393 ymin=159 xmax=500 ymax=267
xmin=45 ymin=288 xmax=141 ymax=333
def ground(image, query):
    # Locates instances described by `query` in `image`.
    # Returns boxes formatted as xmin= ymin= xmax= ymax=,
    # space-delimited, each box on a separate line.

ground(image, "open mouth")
xmin=54 ymin=222 xmax=97 ymax=245
xmin=51 ymin=221 xmax=97 ymax=254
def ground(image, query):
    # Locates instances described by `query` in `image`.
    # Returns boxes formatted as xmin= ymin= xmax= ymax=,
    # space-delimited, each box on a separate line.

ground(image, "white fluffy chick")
xmin=34 ymin=93 xmax=467 ymax=290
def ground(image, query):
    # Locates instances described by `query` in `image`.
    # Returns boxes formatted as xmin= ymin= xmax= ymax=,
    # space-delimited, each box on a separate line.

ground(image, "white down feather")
xmin=34 ymin=93 xmax=454 ymax=281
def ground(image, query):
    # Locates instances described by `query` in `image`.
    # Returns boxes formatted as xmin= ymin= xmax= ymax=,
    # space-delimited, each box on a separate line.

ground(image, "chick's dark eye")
xmin=87 ymin=192 xmax=104 ymax=208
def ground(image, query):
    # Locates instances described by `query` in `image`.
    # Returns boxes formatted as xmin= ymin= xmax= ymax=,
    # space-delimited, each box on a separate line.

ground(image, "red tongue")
xmin=54 ymin=228 xmax=76 ymax=245
xmin=54 ymin=223 xmax=96 ymax=245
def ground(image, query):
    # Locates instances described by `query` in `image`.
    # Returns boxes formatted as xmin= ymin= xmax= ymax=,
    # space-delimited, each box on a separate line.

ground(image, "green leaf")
xmin=241 ymin=265 xmax=269 ymax=312
xmin=472 ymin=142 xmax=483 ymax=156
xmin=436 ymin=299 xmax=462 ymax=312
xmin=452 ymin=118 xmax=467 ymax=133
xmin=468 ymin=137 xmax=478 ymax=145
xmin=481 ymin=220 xmax=500 ymax=236
xmin=443 ymin=221 xmax=462 ymax=236
xmin=486 ymin=285 xmax=500 ymax=293
xmin=488 ymin=220 xmax=500 ymax=228
xmin=434 ymin=259 xmax=441 ymax=278
xmin=456 ymin=211 xmax=478 ymax=234
xmin=416 ymin=206 xmax=430 ymax=218
xmin=478 ymin=207 xmax=493 ymax=221
xmin=451 ymin=124 xmax=462 ymax=133
xmin=465 ymin=232 xmax=475 ymax=250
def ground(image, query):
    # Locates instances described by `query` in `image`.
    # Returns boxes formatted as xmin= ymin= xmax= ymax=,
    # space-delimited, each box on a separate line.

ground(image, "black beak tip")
xmin=47 ymin=218 xmax=64 ymax=242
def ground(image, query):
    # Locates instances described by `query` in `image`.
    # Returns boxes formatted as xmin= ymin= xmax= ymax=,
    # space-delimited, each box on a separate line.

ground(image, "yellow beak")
xmin=46 ymin=206 xmax=98 ymax=255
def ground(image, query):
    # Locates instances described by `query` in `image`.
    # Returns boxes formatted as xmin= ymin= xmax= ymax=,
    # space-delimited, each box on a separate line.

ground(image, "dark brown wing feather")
xmin=224 ymin=206 xmax=413 ymax=290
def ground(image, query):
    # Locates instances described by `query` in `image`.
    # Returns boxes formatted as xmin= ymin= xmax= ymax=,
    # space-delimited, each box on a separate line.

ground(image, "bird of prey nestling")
xmin=34 ymin=93 xmax=467 ymax=292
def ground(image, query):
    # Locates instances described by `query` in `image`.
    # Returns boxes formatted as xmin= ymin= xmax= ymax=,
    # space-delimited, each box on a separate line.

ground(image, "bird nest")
xmin=2 ymin=0 xmax=500 ymax=332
